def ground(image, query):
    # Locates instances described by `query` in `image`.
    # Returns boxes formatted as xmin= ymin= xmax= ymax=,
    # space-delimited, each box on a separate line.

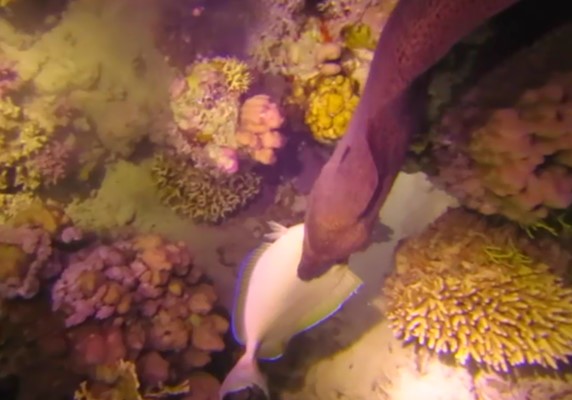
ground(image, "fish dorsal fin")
xmin=263 ymin=221 xmax=289 ymax=241
xmin=257 ymin=265 xmax=363 ymax=360
xmin=231 ymin=242 xmax=272 ymax=345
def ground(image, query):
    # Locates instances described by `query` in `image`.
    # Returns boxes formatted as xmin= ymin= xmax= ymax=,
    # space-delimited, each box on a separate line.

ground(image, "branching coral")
xmin=0 ymin=62 xmax=79 ymax=222
xmin=305 ymin=74 xmax=360 ymax=144
xmin=28 ymin=138 xmax=74 ymax=186
xmin=245 ymin=0 xmax=306 ymax=74
xmin=236 ymin=94 xmax=286 ymax=165
xmin=383 ymin=208 xmax=572 ymax=373
xmin=151 ymin=153 xmax=262 ymax=224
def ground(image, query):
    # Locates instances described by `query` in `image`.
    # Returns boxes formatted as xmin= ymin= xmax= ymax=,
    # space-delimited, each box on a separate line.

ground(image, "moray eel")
xmin=298 ymin=0 xmax=521 ymax=281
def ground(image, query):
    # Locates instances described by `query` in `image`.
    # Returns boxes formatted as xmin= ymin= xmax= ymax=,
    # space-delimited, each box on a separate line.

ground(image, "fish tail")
xmin=219 ymin=351 xmax=268 ymax=400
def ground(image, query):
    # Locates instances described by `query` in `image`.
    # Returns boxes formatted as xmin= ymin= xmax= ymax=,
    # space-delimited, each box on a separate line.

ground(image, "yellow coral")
xmin=384 ymin=209 xmax=572 ymax=372
xmin=305 ymin=75 xmax=359 ymax=144
xmin=151 ymin=154 xmax=261 ymax=224
xmin=0 ymin=90 xmax=57 ymax=197
xmin=341 ymin=22 xmax=377 ymax=50
xmin=0 ymin=192 xmax=35 ymax=224
xmin=8 ymin=199 xmax=68 ymax=234
xmin=74 ymin=360 xmax=141 ymax=400
xmin=214 ymin=56 xmax=252 ymax=94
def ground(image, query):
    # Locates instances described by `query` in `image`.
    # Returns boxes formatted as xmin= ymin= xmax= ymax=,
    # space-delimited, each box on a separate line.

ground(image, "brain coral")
xmin=151 ymin=154 xmax=261 ymax=224
xmin=383 ymin=208 xmax=572 ymax=372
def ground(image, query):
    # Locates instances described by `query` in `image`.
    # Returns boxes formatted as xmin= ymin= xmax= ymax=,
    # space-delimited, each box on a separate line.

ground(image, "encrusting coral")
xmin=305 ymin=74 xmax=360 ymax=144
xmin=151 ymin=153 xmax=262 ymax=224
xmin=383 ymin=208 xmax=572 ymax=373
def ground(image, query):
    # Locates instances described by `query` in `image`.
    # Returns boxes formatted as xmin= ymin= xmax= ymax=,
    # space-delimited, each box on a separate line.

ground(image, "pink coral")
xmin=51 ymin=232 xmax=228 ymax=363
xmin=29 ymin=140 xmax=73 ymax=186
xmin=435 ymin=72 xmax=572 ymax=224
xmin=236 ymin=94 xmax=286 ymax=165
xmin=206 ymin=145 xmax=239 ymax=174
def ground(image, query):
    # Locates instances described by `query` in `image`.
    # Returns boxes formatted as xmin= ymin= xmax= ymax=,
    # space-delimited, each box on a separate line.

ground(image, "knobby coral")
xmin=51 ymin=231 xmax=229 ymax=387
xmin=151 ymin=154 xmax=262 ymax=224
xmin=236 ymin=94 xmax=286 ymax=165
xmin=383 ymin=208 xmax=572 ymax=372
xmin=435 ymin=74 xmax=572 ymax=225
xmin=305 ymin=74 xmax=360 ymax=144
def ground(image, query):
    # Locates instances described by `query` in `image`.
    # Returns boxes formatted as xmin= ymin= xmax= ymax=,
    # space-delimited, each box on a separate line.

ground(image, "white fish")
xmin=219 ymin=222 xmax=363 ymax=399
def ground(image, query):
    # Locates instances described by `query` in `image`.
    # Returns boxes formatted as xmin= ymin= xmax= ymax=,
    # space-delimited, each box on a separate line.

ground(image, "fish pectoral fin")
xmin=263 ymin=221 xmax=289 ymax=241
xmin=293 ymin=265 xmax=363 ymax=335
xmin=232 ymin=242 xmax=272 ymax=345
xmin=257 ymin=338 xmax=288 ymax=361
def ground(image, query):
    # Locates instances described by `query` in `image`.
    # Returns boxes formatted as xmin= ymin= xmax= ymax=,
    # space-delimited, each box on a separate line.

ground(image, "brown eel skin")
xmin=298 ymin=0 xmax=521 ymax=281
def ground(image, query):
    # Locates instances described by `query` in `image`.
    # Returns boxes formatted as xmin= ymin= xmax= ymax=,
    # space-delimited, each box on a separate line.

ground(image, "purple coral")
xmin=29 ymin=141 xmax=72 ymax=186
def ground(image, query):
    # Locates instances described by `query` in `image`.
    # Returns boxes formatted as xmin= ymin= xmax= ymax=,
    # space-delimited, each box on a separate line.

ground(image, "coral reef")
xmin=304 ymin=75 xmax=360 ymax=144
xmin=423 ymin=23 xmax=572 ymax=227
xmin=0 ymin=57 xmax=94 ymax=223
xmin=383 ymin=208 xmax=572 ymax=372
xmin=0 ymin=203 xmax=229 ymax=398
xmin=434 ymin=74 xmax=572 ymax=225
xmin=236 ymin=94 xmax=286 ymax=165
xmin=0 ymin=225 xmax=53 ymax=299
xmin=317 ymin=0 xmax=396 ymax=40
xmin=245 ymin=0 xmax=306 ymax=74
xmin=165 ymin=56 xmax=252 ymax=172
xmin=0 ymin=0 xmax=173 ymax=156
xmin=341 ymin=22 xmax=377 ymax=51
xmin=0 ymin=200 xmax=74 ymax=299
xmin=151 ymin=154 xmax=262 ymax=224
xmin=56 ymin=229 xmax=230 ymax=392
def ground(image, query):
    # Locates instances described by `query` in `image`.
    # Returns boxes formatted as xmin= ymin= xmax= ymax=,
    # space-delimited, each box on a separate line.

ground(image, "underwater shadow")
xmin=263 ymin=292 xmax=385 ymax=397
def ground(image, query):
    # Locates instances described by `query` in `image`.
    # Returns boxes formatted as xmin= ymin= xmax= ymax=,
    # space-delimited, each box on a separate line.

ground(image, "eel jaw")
xmin=297 ymin=238 xmax=336 ymax=281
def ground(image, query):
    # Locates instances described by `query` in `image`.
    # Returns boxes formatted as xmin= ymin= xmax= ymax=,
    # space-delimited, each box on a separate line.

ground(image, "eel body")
xmin=298 ymin=0 xmax=521 ymax=280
